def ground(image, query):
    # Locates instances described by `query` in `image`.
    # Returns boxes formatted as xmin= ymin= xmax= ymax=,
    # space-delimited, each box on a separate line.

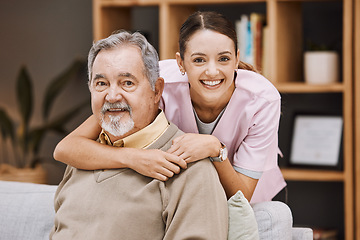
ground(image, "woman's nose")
xmin=205 ymin=62 xmax=219 ymax=77
xmin=105 ymin=86 xmax=123 ymax=103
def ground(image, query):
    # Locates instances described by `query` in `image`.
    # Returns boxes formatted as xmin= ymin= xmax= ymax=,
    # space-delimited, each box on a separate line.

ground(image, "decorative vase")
xmin=0 ymin=164 xmax=47 ymax=184
xmin=304 ymin=51 xmax=339 ymax=84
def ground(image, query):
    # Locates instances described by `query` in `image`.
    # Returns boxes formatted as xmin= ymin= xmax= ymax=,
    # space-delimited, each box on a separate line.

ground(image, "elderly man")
xmin=50 ymin=31 xmax=228 ymax=240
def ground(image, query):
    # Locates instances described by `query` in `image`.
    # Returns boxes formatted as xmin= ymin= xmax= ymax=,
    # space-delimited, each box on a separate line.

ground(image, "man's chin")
xmin=103 ymin=112 xmax=129 ymax=123
xmin=101 ymin=118 xmax=135 ymax=139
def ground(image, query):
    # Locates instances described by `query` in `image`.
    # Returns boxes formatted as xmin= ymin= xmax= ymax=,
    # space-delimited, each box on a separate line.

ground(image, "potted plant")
xmin=0 ymin=60 xmax=88 ymax=183
xmin=304 ymin=40 xmax=339 ymax=85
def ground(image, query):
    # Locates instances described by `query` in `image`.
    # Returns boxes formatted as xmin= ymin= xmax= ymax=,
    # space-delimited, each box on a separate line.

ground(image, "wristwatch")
xmin=209 ymin=143 xmax=228 ymax=162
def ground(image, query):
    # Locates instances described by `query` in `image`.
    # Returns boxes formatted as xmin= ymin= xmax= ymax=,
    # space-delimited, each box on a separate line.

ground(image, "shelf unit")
xmin=355 ymin=0 xmax=360 ymax=239
xmin=92 ymin=0 xmax=355 ymax=239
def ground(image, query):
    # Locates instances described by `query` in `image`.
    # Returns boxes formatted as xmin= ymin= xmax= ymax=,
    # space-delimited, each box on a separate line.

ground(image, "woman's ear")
xmin=236 ymin=49 xmax=241 ymax=68
xmin=154 ymin=77 xmax=164 ymax=103
xmin=175 ymin=52 xmax=185 ymax=74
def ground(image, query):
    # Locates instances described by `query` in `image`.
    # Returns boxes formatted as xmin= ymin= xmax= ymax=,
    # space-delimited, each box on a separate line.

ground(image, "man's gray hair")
xmin=88 ymin=30 xmax=160 ymax=90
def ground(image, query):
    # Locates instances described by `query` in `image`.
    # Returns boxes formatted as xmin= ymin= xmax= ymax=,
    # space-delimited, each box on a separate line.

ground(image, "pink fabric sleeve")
xmin=232 ymin=97 xmax=281 ymax=172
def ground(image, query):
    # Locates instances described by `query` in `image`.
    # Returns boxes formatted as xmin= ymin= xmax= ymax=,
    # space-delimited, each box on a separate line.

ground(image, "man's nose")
xmin=105 ymin=86 xmax=123 ymax=103
xmin=205 ymin=61 xmax=219 ymax=77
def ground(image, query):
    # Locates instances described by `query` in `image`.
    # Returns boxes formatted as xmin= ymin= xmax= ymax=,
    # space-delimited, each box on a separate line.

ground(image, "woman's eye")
xmin=193 ymin=58 xmax=205 ymax=63
xmin=219 ymin=56 xmax=230 ymax=62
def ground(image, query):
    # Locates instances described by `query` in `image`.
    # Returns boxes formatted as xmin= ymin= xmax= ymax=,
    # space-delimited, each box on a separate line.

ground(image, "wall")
xmin=0 ymin=1 xmax=93 ymax=184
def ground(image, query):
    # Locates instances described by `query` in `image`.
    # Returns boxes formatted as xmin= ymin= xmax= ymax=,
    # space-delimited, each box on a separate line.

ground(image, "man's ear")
xmin=154 ymin=77 xmax=164 ymax=103
xmin=175 ymin=52 xmax=185 ymax=74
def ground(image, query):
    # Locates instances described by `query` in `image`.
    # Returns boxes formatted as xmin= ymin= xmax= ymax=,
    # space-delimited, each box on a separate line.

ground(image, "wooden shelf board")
xmin=166 ymin=0 xmax=265 ymax=4
xmin=281 ymin=168 xmax=344 ymax=181
xmin=274 ymin=82 xmax=344 ymax=93
xmin=99 ymin=0 xmax=265 ymax=5
xmin=99 ymin=0 xmax=160 ymax=7
xmin=276 ymin=0 xmax=338 ymax=2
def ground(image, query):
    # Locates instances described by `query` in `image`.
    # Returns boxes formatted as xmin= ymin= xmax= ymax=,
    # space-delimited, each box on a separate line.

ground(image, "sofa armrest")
xmin=252 ymin=201 xmax=293 ymax=240
xmin=0 ymin=181 xmax=57 ymax=240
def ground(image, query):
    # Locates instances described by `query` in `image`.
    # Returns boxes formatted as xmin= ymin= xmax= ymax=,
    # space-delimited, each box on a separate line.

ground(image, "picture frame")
xmin=289 ymin=114 xmax=343 ymax=168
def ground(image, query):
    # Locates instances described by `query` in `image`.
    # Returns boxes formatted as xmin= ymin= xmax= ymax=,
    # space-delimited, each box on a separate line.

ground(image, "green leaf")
xmin=16 ymin=66 xmax=33 ymax=128
xmin=0 ymin=108 xmax=15 ymax=143
xmin=42 ymin=59 xmax=85 ymax=121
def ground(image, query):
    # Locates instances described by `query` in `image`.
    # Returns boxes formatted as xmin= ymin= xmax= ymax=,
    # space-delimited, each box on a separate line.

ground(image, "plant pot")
xmin=304 ymin=51 xmax=339 ymax=84
xmin=0 ymin=164 xmax=47 ymax=184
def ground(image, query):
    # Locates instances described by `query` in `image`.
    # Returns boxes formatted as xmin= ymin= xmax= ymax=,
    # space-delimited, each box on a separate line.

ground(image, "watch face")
xmin=220 ymin=147 xmax=228 ymax=161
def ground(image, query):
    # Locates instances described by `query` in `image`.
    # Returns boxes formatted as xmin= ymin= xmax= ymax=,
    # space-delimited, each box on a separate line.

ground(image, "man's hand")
xmin=167 ymin=133 xmax=221 ymax=163
xmin=127 ymin=149 xmax=187 ymax=181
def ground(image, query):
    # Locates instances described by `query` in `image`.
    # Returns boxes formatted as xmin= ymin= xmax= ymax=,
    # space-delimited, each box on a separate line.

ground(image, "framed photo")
xmin=289 ymin=114 xmax=343 ymax=168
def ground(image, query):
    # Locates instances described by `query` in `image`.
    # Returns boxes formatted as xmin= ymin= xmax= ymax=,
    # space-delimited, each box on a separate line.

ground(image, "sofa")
xmin=0 ymin=180 xmax=312 ymax=240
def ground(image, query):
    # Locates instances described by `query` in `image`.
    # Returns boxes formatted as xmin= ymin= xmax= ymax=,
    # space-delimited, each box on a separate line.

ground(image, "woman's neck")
xmin=191 ymin=84 xmax=235 ymax=123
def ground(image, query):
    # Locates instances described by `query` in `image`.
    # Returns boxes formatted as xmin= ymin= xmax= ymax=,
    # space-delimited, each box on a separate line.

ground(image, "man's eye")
xmin=96 ymin=81 xmax=107 ymax=86
xmin=124 ymin=81 xmax=133 ymax=86
xmin=93 ymin=80 xmax=108 ymax=91
xmin=122 ymin=80 xmax=136 ymax=91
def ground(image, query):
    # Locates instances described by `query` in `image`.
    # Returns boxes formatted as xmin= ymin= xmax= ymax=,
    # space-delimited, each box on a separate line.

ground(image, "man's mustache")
xmin=101 ymin=102 xmax=131 ymax=115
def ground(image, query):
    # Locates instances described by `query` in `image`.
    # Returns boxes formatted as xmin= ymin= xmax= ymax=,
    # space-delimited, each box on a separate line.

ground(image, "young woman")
xmin=54 ymin=11 xmax=286 ymax=203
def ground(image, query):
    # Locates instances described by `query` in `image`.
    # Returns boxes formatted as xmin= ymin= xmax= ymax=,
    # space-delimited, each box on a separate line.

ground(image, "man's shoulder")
xmin=166 ymin=158 xmax=223 ymax=199
xmin=146 ymin=121 xmax=183 ymax=151
xmin=183 ymin=158 xmax=217 ymax=177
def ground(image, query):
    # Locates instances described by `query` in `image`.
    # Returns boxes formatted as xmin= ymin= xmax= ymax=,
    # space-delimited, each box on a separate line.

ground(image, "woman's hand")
xmin=166 ymin=133 xmax=221 ymax=163
xmin=127 ymin=148 xmax=187 ymax=181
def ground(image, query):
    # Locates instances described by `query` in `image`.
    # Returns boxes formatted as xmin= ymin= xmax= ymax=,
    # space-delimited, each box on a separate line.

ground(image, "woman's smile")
xmin=200 ymin=79 xmax=223 ymax=87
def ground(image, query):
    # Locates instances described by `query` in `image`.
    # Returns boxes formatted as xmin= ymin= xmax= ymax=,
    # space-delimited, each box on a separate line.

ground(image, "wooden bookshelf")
xmin=92 ymin=0 xmax=355 ymax=238
xmin=354 ymin=0 xmax=360 ymax=239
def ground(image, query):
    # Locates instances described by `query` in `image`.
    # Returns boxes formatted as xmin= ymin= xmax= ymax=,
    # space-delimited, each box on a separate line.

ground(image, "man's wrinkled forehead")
xmin=90 ymin=46 xmax=146 ymax=83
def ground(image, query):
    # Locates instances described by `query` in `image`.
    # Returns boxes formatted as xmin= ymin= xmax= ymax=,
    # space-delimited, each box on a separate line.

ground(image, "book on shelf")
xmin=236 ymin=15 xmax=252 ymax=65
xmin=313 ymin=228 xmax=338 ymax=240
xmin=250 ymin=13 xmax=265 ymax=72
xmin=261 ymin=25 xmax=270 ymax=78
xmin=235 ymin=13 xmax=267 ymax=76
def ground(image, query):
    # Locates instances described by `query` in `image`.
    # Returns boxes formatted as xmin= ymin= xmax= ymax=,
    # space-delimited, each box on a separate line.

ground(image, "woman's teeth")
xmin=201 ymin=80 xmax=221 ymax=86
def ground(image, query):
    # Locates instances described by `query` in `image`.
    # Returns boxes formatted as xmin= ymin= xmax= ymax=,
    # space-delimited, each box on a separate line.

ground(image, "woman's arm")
xmin=212 ymin=160 xmax=258 ymax=201
xmin=167 ymin=133 xmax=258 ymax=201
xmin=54 ymin=115 xmax=187 ymax=181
